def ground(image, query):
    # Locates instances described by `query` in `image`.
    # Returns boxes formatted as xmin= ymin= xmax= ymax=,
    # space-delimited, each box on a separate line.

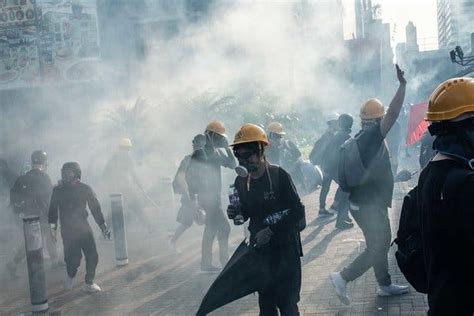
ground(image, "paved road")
xmin=0 ymin=181 xmax=427 ymax=315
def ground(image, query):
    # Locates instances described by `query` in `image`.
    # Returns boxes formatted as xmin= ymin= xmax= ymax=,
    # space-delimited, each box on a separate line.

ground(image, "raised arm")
xmin=380 ymin=64 xmax=407 ymax=137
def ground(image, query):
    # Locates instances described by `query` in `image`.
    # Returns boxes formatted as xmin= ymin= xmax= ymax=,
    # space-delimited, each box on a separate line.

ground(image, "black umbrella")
xmin=196 ymin=240 xmax=271 ymax=315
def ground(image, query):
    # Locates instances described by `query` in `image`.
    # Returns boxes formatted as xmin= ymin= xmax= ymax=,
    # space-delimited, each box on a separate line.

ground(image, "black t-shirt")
xmin=48 ymin=182 xmax=105 ymax=238
xmin=234 ymin=165 xmax=304 ymax=254
xmin=418 ymin=160 xmax=474 ymax=315
xmin=349 ymin=124 xmax=394 ymax=208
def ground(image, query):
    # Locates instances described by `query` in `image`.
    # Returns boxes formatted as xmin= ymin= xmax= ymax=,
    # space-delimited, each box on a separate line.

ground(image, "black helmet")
xmin=31 ymin=150 xmax=47 ymax=165
xmin=338 ymin=114 xmax=354 ymax=130
xmin=61 ymin=162 xmax=81 ymax=182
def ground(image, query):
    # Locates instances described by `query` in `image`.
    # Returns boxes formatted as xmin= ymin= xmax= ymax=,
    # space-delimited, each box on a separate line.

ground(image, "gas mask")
xmin=234 ymin=150 xmax=260 ymax=177
xmin=207 ymin=132 xmax=228 ymax=148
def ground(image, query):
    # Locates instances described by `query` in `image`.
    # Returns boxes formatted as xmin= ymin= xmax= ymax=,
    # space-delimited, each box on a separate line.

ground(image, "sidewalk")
xmin=0 ymin=181 xmax=428 ymax=315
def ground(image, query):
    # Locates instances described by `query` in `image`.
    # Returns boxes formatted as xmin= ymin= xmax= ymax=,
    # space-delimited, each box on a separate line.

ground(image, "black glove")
xmin=99 ymin=223 xmax=112 ymax=240
xmin=255 ymin=227 xmax=273 ymax=248
xmin=227 ymin=205 xmax=238 ymax=219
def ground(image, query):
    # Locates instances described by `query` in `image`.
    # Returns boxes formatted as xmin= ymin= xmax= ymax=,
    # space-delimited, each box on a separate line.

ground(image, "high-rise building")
xmin=406 ymin=21 xmax=419 ymax=52
xmin=437 ymin=0 xmax=474 ymax=51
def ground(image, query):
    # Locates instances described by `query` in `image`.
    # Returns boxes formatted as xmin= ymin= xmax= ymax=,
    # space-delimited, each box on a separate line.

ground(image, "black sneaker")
xmin=318 ymin=209 xmax=333 ymax=217
xmin=200 ymin=265 xmax=221 ymax=273
xmin=336 ymin=221 xmax=354 ymax=230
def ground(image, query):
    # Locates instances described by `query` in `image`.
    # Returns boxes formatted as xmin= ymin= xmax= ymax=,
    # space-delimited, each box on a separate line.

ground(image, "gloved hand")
xmin=227 ymin=205 xmax=238 ymax=219
xmin=99 ymin=223 xmax=112 ymax=240
xmin=255 ymin=227 xmax=273 ymax=248
xmin=50 ymin=223 xmax=57 ymax=243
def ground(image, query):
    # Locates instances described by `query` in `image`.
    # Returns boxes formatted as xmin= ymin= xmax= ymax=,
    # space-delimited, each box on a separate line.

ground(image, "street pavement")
xmin=0 ymin=180 xmax=428 ymax=315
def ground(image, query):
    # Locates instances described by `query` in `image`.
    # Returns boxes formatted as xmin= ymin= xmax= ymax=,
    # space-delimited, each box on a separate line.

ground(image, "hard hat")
xmin=31 ymin=150 xmax=47 ymax=165
xmin=325 ymin=112 xmax=340 ymax=122
xmin=119 ymin=137 xmax=133 ymax=148
xmin=231 ymin=123 xmax=269 ymax=146
xmin=267 ymin=122 xmax=286 ymax=135
xmin=338 ymin=114 xmax=354 ymax=129
xmin=426 ymin=77 xmax=474 ymax=121
xmin=205 ymin=120 xmax=227 ymax=137
xmin=360 ymin=98 xmax=385 ymax=120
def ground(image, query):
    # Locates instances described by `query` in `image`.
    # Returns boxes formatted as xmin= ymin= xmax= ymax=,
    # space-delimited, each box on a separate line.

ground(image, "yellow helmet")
xmin=205 ymin=120 xmax=227 ymax=137
xmin=231 ymin=123 xmax=269 ymax=146
xmin=119 ymin=137 xmax=132 ymax=148
xmin=426 ymin=77 xmax=474 ymax=121
xmin=360 ymin=98 xmax=385 ymax=120
xmin=267 ymin=122 xmax=286 ymax=135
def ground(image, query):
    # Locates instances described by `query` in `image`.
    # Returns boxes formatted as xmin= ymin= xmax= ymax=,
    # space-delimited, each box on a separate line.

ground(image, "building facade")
xmin=437 ymin=0 xmax=474 ymax=52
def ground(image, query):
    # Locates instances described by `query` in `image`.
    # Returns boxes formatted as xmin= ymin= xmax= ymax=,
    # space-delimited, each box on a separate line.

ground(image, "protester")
xmin=7 ymin=151 xmax=60 ymax=277
xmin=330 ymin=65 xmax=409 ymax=304
xmin=309 ymin=113 xmax=339 ymax=217
xmin=229 ymin=123 xmax=304 ymax=315
xmin=418 ymin=77 xmax=474 ymax=315
xmin=103 ymin=138 xmax=153 ymax=232
xmin=49 ymin=162 xmax=111 ymax=293
xmin=185 ymin=121 xmax=236 ymax=272
xmin=169 ymin=134 xmax=206 ymax=251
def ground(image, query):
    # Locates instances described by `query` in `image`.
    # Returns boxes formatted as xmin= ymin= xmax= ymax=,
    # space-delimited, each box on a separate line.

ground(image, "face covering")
xmin=235 ymin=157 xmax=260 ymax=177
xmin=430 ymin=118 xmax=474 ymax=169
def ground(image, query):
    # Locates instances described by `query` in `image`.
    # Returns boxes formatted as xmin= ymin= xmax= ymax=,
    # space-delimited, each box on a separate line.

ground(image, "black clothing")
xmin=267 ymin=140 xmax=302 ymax=169
xmin=419 ymin=132 xmax=436 ymax=169
xmin=64 ymin=230 xmax=98 ymax=284
xmin=10 ymin=168 xmax=53 ymax=218
xmin=418 ymin=160 xmax=474 ymax=315
xmin=319 ymin=172 xmax=332 ymax=210
xmin=48 ymin=181 xmax=104 ymax=284
xmin=258 ymin=244 xmax=301 ymax=316
xmin=341 ymin=203 xmax=391 ymax=286
xmin=48 ymin=182 xmax=105 ymax=235
xmin=9 ymin=168 xmax=58 ymax=265
xmin=234 ymin=165 xmax=304 ymax=252
xmin=234 ymin=164 xmax=303 ymax=314
xmin=349 ymin=124 xmax=394 ymax=208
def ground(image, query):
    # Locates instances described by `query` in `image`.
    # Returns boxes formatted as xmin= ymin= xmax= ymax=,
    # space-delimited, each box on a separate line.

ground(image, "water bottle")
xmin=228 ymin=184 xmax=245 ymax=225
xmin=263 ymin=209 xmax=290 ymax=226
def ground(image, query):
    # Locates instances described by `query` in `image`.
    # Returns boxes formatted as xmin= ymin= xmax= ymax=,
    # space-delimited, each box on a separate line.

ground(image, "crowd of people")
xmin=1 ymin=63 xmax=473 ymax=316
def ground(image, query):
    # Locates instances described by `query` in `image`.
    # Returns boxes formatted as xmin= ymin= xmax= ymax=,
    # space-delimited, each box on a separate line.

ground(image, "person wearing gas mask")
xmin=185 ymin=121 xmax=236 ymax=272
xmin=330 ymin=65 xmax=409 ymax=304
xmin=169 ymin=134 xmax=206 ymax=252
xmin=7 ymin=150 xmax=61 ymax=278
xmin=48 ymin=162 xmax=111 ymax=293
xmin=418 ymin=77 xmax=474 ymax=315
xmin=228 ymin=123 xmax=305 ymax=315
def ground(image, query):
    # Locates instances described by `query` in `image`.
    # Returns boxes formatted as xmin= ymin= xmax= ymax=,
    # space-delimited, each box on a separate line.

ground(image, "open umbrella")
xmin=196 ymin=240 xmax=271 ymax=315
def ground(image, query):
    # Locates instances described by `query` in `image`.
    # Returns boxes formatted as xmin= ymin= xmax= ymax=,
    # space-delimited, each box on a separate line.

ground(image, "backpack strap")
xmin=441 ymin=167 xmax=474 ymax=201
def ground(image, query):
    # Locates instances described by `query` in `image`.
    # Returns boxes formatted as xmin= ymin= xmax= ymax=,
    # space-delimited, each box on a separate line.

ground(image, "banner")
xmin=406 ymin=102 xmax=429 ymax=146
xmin=0 ymin=0 xmax=100 ymax=89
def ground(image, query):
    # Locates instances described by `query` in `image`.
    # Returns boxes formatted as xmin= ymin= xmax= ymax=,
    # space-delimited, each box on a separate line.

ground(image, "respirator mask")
xmin=233 ymin=149 xmax=260 ymax=177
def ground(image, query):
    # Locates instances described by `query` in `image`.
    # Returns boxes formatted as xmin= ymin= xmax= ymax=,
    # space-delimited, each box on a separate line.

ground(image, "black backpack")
xmin=394 ymin=167 xmax=474 ymax=294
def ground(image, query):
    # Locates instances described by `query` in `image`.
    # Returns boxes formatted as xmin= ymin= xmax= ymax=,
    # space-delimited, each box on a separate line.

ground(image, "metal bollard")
xmin=110 ymin=193 xmax=129 ymax=266
xmin=22 ymin=215 xmax=48 ymax=312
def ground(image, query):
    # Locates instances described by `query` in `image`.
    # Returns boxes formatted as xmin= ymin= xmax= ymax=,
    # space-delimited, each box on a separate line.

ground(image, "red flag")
xmin=406 ymin=102 xmax=429 ymax=146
